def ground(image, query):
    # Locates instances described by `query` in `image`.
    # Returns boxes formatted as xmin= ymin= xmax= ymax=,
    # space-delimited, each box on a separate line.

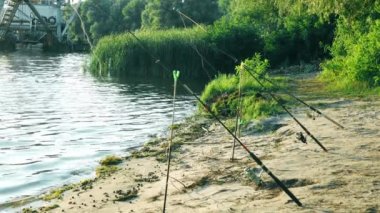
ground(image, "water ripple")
xmin=0 ymin=51 xmax=200 ymax=204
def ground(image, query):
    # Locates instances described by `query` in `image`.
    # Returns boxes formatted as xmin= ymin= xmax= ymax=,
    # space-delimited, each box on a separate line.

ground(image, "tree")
xmin=297 ymin=0 xmax=380 ymax=87
xmin=123 ymin=0 xmax=147 ymax=30
xmin=217 ymin=0 xmax=334 ymax=66
xmin=68 ymin=0 xmax=148 ymax=44
xmin=217 ymin=0 xmax=230 ymax=14
xmin=141 ymin=0 xmax=221 ymax=29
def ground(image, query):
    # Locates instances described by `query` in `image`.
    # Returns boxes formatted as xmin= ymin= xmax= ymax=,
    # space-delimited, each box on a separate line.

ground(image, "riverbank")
xmin=24 ymin=76 xmax=380 ymax=212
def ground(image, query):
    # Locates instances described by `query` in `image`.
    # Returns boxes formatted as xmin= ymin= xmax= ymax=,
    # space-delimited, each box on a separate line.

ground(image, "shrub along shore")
xmin=83 ymin=0 xmax=379 ymax=94
xmin=89 ymin=24 xmax=263 ymax=80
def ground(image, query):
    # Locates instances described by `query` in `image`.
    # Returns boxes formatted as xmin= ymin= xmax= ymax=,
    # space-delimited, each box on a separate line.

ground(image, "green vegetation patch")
xmin=200 ymin=54 xmax=287 ymax=121
xmin=79 ymin=179 xmax=95 ymax=190
xmin=22 ymin=204 xmax=60 ymax=213
xmin=96 ymin=155 xmax=123 ymax=178
xmin=99 ymin=155 xmax=123 ymax=166
xmin=42 ymin=185 xmax=74 ymax=201
xmin=320 ymin=19 xmax=380 ymax=94
xmin=95 ymin=165 xmax=120 ymax=178
xmin=39 ymin=204 xmax=60 ymax=212
xmin=90 ymin=27 xmax=215 ymax=79
xmin=21 ymin=208 xmax=38 ymax=213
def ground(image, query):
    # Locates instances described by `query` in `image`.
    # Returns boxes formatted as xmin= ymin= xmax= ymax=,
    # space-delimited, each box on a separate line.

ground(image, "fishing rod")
xmin=175 ymin=9 xmax=344 ymax=130
xmin=183 ymin=84 xmax=302 ymax=207
xmin=177 ymin=11 xmax=242 ymax=159
xmin=242 ymin=63 xmax=343 ymax=130
xmin=175 ymin=10 xmax=328 ymax=151
xmin=243 ymin=66 xmax=328 ymax=152
xmin=163 ymin=70 xmax=180 ymax=213
xmin=125 ymin=30 xmax=303 ymax=207
xmin=73 ymin=2 xmax=302 ymax=207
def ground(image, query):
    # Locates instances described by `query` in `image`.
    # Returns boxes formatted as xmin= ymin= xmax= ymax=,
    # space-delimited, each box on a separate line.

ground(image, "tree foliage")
xmin=220 ymin=0 xmax=334 ymax=66
xmin=281 ymin=0 xmax=380 ymax=88
xmin=75 ymin=0 xmax=380 ymax=90
xmin=141 ymin=0 xmax=220 ymax=29
xmin=68 ymin=0 xmax=148 ymax=43
xmin=123 ymin=0 xmax=147 ymax=31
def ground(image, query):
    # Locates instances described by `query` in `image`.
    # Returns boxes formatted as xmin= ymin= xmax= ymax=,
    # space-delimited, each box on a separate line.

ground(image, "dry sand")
xmin=32 ymin=95 xmax=380 ymax=213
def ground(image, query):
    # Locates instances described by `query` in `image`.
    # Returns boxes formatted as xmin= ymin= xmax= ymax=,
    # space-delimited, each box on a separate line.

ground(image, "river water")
xmin=0 ymin=51 xmax=199 ymax=204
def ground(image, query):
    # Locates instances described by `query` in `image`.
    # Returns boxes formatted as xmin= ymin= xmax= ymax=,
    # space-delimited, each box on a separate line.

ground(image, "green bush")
xmin=43 ymin=185 xmax=74 ymax=201
xmin=96 ymin=165 xmax=120 ymax=178
xmin=206 ymin=16 xmax=263 ymax=70
xmin=320 ymin=19 xmax=380 ymax=90
xmin=200 ymin=54 xmax=284 ymax=121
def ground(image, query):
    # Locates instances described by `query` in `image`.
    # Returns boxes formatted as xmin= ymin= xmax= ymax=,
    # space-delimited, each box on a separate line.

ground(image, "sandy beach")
xmin=1 ymin=0 xmax=379 ymax=211
xmin=24 ymin=90 xmax=379 ymax=213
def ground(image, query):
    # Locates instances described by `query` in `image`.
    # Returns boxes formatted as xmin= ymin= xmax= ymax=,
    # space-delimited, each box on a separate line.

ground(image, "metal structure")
xmin=0 ymin=0 xmax=80 ymax=46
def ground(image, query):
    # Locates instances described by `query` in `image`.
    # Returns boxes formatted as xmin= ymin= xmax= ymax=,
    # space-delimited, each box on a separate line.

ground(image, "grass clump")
xmin=95 ymin=165 xmax=120 ymax=178
xmin=113 ymin=188 xmax=139 ymax=202
xmin=99 ymin=155 xmax=123 ymax=166
xmin=22 ymin=204 xmax=60 ymax=213
xmin=42 ymin=185 xmax=74 ymax=201
xmin=39 ymin=204 xmax=60 ymax=212
xmin=96 ymin=155 xmax=123 ymax=178
xmin=200 ymin=54 xmax=286 ymax=121
xmin=22 ymin=208 xmax=38 ymax=213
xmin=79 ymin=179 xmax=95 ymax=190
xmin=190 ymin=177 xmax=210 ymax=188
xmin=131 ymin=145 xmax=165 ymax=159
xmin=95 ymin=155 xmax=124 ymax=178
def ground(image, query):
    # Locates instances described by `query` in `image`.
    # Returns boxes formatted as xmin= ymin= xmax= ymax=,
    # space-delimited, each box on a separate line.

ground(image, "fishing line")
xmin=163 ymin=70 xmax=180 ymax=213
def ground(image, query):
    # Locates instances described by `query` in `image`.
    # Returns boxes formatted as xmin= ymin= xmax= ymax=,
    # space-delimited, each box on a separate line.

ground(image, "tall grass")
xmin=89 ymin=22 xmax=262 ymax=79
xmin=90 ymin=27 xmax=220 ymax=79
